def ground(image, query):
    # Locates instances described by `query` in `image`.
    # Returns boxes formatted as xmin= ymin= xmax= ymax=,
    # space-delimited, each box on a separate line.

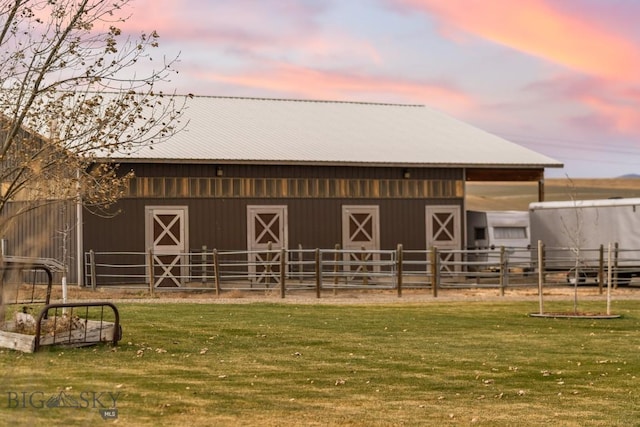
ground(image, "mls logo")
xmin=100 ymin=408 xmax=119 ymax=420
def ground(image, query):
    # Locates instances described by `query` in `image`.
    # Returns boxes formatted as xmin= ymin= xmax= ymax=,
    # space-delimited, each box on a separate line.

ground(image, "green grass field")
xmin=1 ymin=300 xmax=639 ymax=426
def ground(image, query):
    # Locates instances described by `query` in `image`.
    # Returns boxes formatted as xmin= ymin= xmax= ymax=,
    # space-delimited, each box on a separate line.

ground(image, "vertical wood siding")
xmin=84 ymin=197 xmax=464 ymax=254
xmin=0 ymin=201 xmax=78 ymax=281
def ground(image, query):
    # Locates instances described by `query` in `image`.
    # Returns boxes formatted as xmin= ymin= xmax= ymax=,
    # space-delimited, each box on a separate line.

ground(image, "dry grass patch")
xmin=466 ymin=178 xmax=640 ymax=211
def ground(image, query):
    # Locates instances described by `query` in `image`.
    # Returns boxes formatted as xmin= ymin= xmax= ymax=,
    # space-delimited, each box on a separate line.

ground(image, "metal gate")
xmin=145 ymin=206 xmax=189 ymax=287
xmin=426 ymin=205 xmax=461 ymax=272
xmin=247 ymin=205 xmax=288 ymax=285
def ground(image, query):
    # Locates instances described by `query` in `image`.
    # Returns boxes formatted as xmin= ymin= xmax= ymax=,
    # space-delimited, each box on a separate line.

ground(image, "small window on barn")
xmin=359 ymin=180 xmax=367 ymax=197
xmin=493 ymin=227 xmax=527 ymax=239
xmin=165 ymin=178 xmax=176 ymax=197
xmin=318 ymin=179 xmax=328 ymax=197
xmin=370 ymin=180 xmax=380 ymax=198
xmin=334 ymin=179 xmax=343 ymax=197
xmin=234 ymin=178 xmax=243 ymax=197
xmin=455 ymin=180 xmax=464 ymax=197
xmin=266 ymin=179 xmax=281 ymax=197
xmin=388 ymin=180 xmax=400 ymax=198
xmin=402 ymin=180 xmax=415 ymax=198
xmin=285 ymin=179 xmax=294 ymax=197
xmin=220 ymin=178 xmax=231 ymax=196
xmin=281 ymin=179 xmax=288 ymax=197
xmin=127 ymin=178 xmax=138 ymax=197
xmin=152 ymin=178 xmax=163 ymax=197
xmin=216 ymin=178 xmax=225 ymax=196
xmin=474 ymin=227 xmax=486 ymax=241
xmin=199 ymin=178 xmax=211 ymax=197
xmin=307 ymin=179 xmax=317 ymax=197
xmin=428 ymin=181 xmax=439 ymax=198
xmin=435 ymin=181 xmax=443 ymax=197
xmin=379 ymin=180 xmax=388 ymax=197
xmin=254 ymin=178 xmax=264 ymax=197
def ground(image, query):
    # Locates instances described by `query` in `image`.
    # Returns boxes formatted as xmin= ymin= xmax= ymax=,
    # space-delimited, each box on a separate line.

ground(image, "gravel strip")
xmin=61 ymin=286 xmax=640 ymax=305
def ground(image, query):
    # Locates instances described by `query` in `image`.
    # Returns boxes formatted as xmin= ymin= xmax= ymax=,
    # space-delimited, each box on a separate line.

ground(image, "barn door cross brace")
xmin=154 ymin=215 xmax=181 ymax=247
xmin=255 ymin=214 xmax=280 ymax=245
xmin=350 ymin=214 xmax=373 ymax=242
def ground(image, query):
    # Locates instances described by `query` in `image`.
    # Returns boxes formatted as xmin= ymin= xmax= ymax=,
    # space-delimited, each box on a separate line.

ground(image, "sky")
xmin=118 ymin=0 xmax=640 ymax=178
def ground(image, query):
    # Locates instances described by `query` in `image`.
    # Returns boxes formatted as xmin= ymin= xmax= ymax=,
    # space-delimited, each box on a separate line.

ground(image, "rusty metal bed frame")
xmin=1 ymin=257 xmax=122 ymax=352
xmin=33 ymin=302 xmax=121 ymax=352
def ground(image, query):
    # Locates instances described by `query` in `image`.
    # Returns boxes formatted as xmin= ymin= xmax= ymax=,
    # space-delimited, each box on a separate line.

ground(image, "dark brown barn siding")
xmin=84 ymin=196 xmax=463 ymax=253
xmin=82 ymin=199 xmax=148 ymax=253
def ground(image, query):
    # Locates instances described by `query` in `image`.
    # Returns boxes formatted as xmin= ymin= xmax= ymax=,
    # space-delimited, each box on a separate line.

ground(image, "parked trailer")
xmin=465 ymin=210 xmax=531 ymax=271
xmin=529 ymin=197 xmax=640 ymax=284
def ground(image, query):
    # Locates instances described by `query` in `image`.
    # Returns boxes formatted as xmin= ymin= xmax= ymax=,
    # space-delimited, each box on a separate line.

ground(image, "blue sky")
xmin=120 ymin=0 xmax=640 ymax=178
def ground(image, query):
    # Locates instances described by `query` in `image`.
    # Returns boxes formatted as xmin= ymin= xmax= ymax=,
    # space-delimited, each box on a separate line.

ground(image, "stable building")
xmin=3 ymin=96 xmax=563 ymax=285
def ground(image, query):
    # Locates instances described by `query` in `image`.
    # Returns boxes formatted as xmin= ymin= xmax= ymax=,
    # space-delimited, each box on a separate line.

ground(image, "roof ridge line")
xmin=190 ymin=95 xmax=426 ymax=108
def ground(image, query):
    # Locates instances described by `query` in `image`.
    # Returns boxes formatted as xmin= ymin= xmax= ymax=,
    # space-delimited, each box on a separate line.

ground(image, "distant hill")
xmin=618 ymin=174 xmax=640 ymax=179
xmin=466 ymin=178 xmax=640 ymax=211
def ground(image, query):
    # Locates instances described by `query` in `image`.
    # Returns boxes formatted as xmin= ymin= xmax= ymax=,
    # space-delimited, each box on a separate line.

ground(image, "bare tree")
xmin=0 ymin=0 xmax=185 ymax=226
xmin=559 ymin=176 xmax=584 ymax=313
xmin=0 ymin=1 xmax=186 ymax=316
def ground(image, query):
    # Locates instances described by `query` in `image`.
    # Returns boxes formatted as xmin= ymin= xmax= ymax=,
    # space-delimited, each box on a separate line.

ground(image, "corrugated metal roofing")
xmin=112 ymin=96 xmax=563 ymax=169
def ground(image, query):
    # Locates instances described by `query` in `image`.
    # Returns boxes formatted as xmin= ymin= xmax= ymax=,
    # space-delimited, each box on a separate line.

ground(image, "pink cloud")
xmin=118 ymin=0 xmax=269 ymax=46
xmin=522 ymin=75 xmax=640 ymax=138
xmin=580 ymin=96 xmax=640 ymax=135
xmin=391 ymin=0 xmax=640 ymax=81
xmin=119 ymin=1 xmax=382 ymax=65
xmin=118 ymin=1 xmax=325 ymax=49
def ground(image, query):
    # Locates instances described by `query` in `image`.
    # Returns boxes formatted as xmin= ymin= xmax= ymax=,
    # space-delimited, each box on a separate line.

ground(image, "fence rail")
xmin=82 ymin=243 xmax=638 ymax=297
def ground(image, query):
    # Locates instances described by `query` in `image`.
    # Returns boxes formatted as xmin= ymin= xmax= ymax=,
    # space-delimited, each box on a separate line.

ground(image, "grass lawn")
xmin=1 ymin=299 xmax=639 ymax=426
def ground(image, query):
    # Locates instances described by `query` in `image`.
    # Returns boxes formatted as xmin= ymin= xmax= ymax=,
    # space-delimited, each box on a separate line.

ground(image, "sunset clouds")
xmin=116 ymin=0 xmax=640 ymax=177
xmin=392 ymin=0 xmax=640 ymax=80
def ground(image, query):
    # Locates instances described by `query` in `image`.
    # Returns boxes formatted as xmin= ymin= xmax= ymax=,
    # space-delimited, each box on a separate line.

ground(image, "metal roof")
xmin=113 ymin=96 xmax=563 ymax=169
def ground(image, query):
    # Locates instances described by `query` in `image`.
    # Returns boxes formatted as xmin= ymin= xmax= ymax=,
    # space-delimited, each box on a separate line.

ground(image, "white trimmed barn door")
xmin=425 ymin=205 xmax=461 ymax=272
xmin=145 ymin=206 xmax=189 ymax=287
xmin=342 ymin=205 xmax=380 ymax=279
xmin=247 ymin=205 xmax=288 ymax=286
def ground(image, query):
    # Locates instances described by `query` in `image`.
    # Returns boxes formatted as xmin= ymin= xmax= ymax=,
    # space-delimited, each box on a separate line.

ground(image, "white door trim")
xmin=145 ymin=206 xmax=189 ymax=287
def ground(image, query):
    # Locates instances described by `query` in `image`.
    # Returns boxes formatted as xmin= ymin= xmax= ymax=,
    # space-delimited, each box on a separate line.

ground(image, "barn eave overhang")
xmin=104 ymin=157 xmax=564 ymax=171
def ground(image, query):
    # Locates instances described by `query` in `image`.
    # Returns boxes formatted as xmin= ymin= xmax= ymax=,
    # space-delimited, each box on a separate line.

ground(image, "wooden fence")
xmin=82 ymin=243 xmax=640 ymax=297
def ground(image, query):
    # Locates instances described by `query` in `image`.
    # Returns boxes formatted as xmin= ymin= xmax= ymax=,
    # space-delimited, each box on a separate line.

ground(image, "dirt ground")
xmin=15 ymin=283 xmax=639 ymax=305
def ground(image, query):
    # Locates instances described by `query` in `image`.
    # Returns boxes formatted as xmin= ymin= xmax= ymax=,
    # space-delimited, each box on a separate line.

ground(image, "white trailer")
xmin=466 ymin=210 xmax=531 ymax=270
xmin=529 ymin=197 xmax=640 ymax=284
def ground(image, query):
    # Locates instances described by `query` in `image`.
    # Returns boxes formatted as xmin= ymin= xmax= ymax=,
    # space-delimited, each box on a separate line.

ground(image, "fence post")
xmin=499 ymin=246 xmax=506 ymax=297
xmin=613 ymin=242 xmax=620 ymax=289
xmin=333 ymin=244 xmax=340 ymax=294
xmin=266 ymin=241 xmax=272 ymax=289
xmin=280 ymin=248 xmax=286 ymax=299
xmin=430 ymin=247 xmax=438 ymax=298
xmin=360 ymin=246 xmax=368 ymax=286
xmin=598 ymin=244 xmax=604 ymax=294
xmin=89 ymin=249 xmax=96 ymax=291
xmin=147 ymin=249 xmax=155 ymax=297
xmin=201 ymin=245 xmax=207 ymax=284
xmin=315 ymin=248 xmax=322 ymax=298
xmin=537 ymin=240 xmax=544 ymax=315
xmin=298 ymin=243 xmax=304 ymax=283
xmin=607 ymin=243 xmax=612 ymax=315
xmin=396 ymin=244 xmax=403 ymax=297
xmin=213 ymin=249 xmax=220 ymax=296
